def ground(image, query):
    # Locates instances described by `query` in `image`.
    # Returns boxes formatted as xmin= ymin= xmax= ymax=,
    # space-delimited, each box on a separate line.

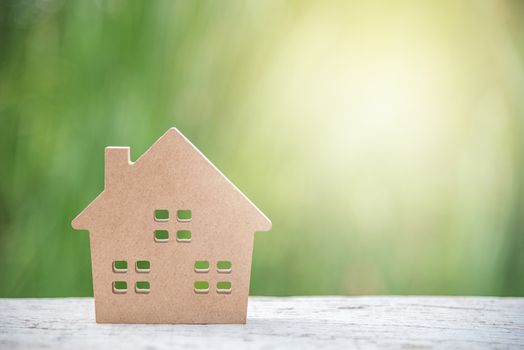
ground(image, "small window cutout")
xmin=177 ymin=210 xmax=192 ymax=222
xmin=216 ymin=281 xmax=232 ymax=294
xmin=154 ymin=230 xmax=169 ymax=242
xmin=154 ymin=209 xmax=169 ymax=222
xmin=217 ymin=261 xmax=232 ymax=273
xmin=176 ymin=230 xmax=191 ymax=242
xmin=113 ymin=281 xmax=127 ymax=293
xmin=135 ymin=281 xmax=150 ymax=293
xmin=113 ymin=260 xmax=128 ymax=273
xmin=194 ymin=260 xmax=210 ymax=273
xmin=136 ymin=260 xmax=151 ymax=272
xmin=194 ymin=281 xmax=209 ymax=294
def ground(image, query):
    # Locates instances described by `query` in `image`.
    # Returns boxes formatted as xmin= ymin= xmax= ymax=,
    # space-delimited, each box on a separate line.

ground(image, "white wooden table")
xmin=1 ymin=297 xmax=523 ymax=349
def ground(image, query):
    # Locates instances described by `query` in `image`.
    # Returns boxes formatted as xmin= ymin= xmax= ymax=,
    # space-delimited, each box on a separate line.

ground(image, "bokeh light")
xmin=0 ymin=0 xmax=523 ymax=297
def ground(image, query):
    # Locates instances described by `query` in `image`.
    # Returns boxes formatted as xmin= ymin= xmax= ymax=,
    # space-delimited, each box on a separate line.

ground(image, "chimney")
xmin=105 ymin=147 xmax=131 ymax=190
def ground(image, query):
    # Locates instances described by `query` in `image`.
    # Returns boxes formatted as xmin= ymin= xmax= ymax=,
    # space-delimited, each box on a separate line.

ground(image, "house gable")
xmin=71 ymin=128 xmax=271 ymax=233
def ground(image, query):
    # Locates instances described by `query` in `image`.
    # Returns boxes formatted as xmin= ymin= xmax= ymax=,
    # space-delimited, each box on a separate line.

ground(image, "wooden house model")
xmin=72 ymin=128 xmax=271 ymax=323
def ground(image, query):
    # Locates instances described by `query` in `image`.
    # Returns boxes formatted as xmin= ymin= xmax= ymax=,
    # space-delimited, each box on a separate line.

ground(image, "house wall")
xmin=89 ymin=214 xmax=255 ymax=323
xmin=87 ymin=184 xmax=258 ymax=321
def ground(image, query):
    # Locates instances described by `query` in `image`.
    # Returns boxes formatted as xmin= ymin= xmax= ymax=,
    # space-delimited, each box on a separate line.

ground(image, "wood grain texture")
xmin=0 ymin=297 xmax=523 ymax=349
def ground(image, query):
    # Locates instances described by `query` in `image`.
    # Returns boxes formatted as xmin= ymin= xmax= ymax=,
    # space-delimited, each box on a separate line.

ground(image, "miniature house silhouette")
xmin=72 ymin=128 xmax=271 ymax=324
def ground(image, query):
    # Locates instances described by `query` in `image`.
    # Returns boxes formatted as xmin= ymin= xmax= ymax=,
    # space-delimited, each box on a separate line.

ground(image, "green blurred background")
xmin=1 ymin=0 xmax=523 ymax=297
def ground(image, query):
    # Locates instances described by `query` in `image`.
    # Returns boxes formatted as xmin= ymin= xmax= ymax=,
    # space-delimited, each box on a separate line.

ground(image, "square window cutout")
xmin=154 ymin=209 xmax=169 ymax=221
xmin=216 ymin=281 xmax=232 ymax=294
xmin=176 ymin=230 xmax=191 ymax=242
xmin=113 ymin=281 xmax=127 ymax=294
xmin=154 ymin=230 xmax=169 ymax=242
xmin=194 ymin=281 xmax=209 ymax=294
xmin=177 ymin=210 xmax=192 ymax=222
xmin=194 ymin=260 xmax=210 ymax=273
xmin=135 ymin=281 xmax=150 ymax=293
xmin=136 ymin=260 xmax=151 ymax=272
xmin=217 ymin=261 xmax=232 ymax=273
xmin=113 ymin=260 xmax=128 ymax=273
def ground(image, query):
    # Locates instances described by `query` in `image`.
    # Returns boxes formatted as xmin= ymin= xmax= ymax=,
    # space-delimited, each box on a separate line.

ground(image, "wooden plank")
xmin=0 ymin=297 xmax=523 ymax=349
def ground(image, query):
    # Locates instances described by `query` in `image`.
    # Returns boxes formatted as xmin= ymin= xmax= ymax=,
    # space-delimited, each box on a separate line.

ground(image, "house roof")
xmin=71 ymin=127 xmax=271 ymax=233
